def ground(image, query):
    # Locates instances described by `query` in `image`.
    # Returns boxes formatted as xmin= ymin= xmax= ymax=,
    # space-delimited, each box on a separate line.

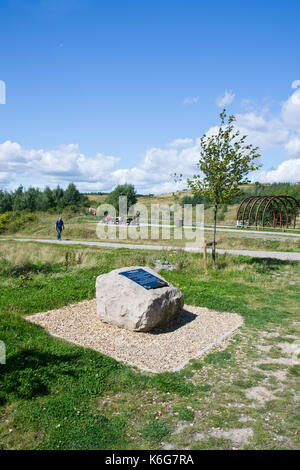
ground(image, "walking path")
xmin=2 ymin=237 xmax=300 ymax=261
xmin=84 ymin=222 xmax=300 ymax=238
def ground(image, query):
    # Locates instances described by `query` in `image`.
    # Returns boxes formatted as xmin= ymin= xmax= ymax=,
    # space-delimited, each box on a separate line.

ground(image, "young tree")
xmin=12 ymin=185 xmax=26 ymax=211
xmin=105 ymin=184 xmax=137 ymax=213
xmin=187 ymin=109 xmax=261 ymax=268
xmin=39 ymin=186 xmax=55 ymax=211
xmin=63 ymin=183 xmax=82 ymax=206
xmin=52 ymin=186 xmax=65 ymax=209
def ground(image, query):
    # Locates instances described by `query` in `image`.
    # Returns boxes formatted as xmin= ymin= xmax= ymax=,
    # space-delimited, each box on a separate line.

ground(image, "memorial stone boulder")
xmin=96 ymin=266 xmax=184 ymax=332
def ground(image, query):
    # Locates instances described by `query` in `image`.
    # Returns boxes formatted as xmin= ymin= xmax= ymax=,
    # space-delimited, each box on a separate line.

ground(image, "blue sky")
xmin=0 ymin=0 xmax=300 ymax=193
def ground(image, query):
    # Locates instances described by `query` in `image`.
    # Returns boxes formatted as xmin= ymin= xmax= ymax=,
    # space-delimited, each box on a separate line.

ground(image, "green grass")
xmin=0 ymin=240 xmax=299 ymax=450
xmin=142 ymin=421 xmax=171 ymax=442
xmin=1 ymin=203 xmax=300 ymax=253
xmin=176 ymin=407 xmax=195 ymax=421
xmin=204 ymin=351 xmax=234 ymax=366
xmin=289 ymin=365 xmax=300 ymax=377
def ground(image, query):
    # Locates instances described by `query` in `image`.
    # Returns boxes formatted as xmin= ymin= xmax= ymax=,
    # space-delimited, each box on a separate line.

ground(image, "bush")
xmin=0 ymin=211 xmax=36 ymax=234
xmin=0 ymin=212 xmax=13 ymax=233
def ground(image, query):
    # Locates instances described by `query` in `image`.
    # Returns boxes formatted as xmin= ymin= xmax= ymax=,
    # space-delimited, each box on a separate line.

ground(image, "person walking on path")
xmin=55 ymin=216 xmax=65 ymax=241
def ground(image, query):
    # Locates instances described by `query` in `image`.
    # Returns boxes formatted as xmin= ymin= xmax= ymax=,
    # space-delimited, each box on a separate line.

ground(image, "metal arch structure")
xmin=236 ymin=195 xmax=300 ymax=229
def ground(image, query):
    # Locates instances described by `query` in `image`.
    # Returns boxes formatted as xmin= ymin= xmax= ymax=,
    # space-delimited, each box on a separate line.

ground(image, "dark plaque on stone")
xmin=119 ymin=268 xmax=169 ymax=290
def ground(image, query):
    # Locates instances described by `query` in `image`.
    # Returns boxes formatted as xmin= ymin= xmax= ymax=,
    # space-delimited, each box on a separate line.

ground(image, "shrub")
xmin=0 ymin=211 xmax=36 ymax=234
xmin=0 ymin=212 xmax=13 ymax=233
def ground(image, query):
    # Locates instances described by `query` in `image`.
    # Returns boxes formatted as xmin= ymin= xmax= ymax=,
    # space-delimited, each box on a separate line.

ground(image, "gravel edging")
xmin=26 ymin=299 xmax=243 ymax=373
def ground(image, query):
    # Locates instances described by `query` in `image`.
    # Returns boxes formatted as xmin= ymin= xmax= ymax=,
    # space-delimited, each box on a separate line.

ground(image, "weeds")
xmin=64 ymin=251 xmax=84 ymax=267
xmin=176 ymin=407 xmax=195 ymax=421
xmin=142 ymin=421 xmax=171 ymax=442
xmin=19 ymin=266 xmax=32 ymax=288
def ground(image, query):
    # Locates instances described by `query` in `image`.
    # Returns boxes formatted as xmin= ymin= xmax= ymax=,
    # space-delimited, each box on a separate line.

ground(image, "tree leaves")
xmin=187 ymin=109 xmax=261 ymax=205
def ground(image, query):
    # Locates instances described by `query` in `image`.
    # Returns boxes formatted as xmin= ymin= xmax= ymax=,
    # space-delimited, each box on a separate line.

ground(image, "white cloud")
xmin=254 ymin=158 xmax=300 ymax=183
xmin=110 ymin=143 xmax=200 ymax=193
xmin=285 ymin=135 xmax=300 ymax=158
xmin=216 ymin=90 xmax=235 ymax=107
xmin=2 ymin=85 xmax=300 ymax=193
xmin=291 ymin=80 xmax=300 ymax=89
xmin=0 ymin=141 xmax=120 ymax=189
xmin=183 ymin=96 xmax=199 ymax=105
xmin=0 ymin=80 xmax=6 ymax=105
xmin=282 ymin=88 xmax=300 ymax=129
xmin=235 ymin=113 xmax=289 ymax=149
xmin=0 ymin=139 xmax=199 ymax=193
xmin=202 ymin=112 xmax=288 ymax=151
xmin=168 ymin=138 xmax=193 ymax=148
xmin=241 ymin=98 xmax=256 ymax=111
xmin=0 ymin=171 xmax=12 ymax=186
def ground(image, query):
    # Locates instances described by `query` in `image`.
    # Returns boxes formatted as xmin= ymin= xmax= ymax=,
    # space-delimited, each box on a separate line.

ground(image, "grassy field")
xmin=87 ymin=191 xmax=300 ymax=228
xmin=0 ymin=240 xmax=299 ymax=450
xmin=1 ymin=189 xmax=299 ymax=253
xmin=1 ymin=210 xmax=300 ymax=253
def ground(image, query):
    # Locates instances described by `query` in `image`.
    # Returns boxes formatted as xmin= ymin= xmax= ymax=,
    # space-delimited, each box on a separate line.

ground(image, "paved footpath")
xmin=86 ymin=222 xmax=300 ymax=238
xmin=2 ymin=237 xmax=300 ymax=261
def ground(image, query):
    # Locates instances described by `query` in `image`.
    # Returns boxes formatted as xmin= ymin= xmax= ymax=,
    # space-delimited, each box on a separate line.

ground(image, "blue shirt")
xmin=56 ymin=219 xmax=64 ymax=230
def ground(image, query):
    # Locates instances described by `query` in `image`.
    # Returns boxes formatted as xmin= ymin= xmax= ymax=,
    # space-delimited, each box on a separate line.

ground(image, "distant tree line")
xmin=237 ymin=182 xmax=300 ymax=201
xmin=180 ymin=193 xmax=213 ymax=209
xmin=0 ymin=183 xmax=89 ymax=214
xmin=181 ymin=182 xmax=300 ymax=207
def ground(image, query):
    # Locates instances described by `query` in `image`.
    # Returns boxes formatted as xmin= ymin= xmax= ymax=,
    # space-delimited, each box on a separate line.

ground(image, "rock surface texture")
xmin=96 ymin=266 xmax=184 ymax=331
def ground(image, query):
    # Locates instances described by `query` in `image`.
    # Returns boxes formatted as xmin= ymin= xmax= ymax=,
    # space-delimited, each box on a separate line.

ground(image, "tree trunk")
xmin=212 ymin=204 xmax=217 ymax=268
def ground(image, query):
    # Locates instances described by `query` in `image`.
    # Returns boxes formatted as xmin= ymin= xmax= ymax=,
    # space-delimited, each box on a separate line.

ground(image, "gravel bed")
xmin=26 ymin=300 xmax=243 ymax=373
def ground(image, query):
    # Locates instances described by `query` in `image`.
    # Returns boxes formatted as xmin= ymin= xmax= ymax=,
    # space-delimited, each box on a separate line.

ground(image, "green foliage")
xmin=0 ymin=243 xmax=299 ymax=450
xmin=142 ymin=420 xmax=171 ymax=442
xmin=289 ymin=365 xmax=300 ymax=376
xmin=177 ymin=407 xmax=195 ymax=421
xmin=64 ymin=251 xmax=84 ymax=267
xmin=171 ymin=249 xmax=189 ymax=270
xmin=185 ymin=109 xmax=261 ymax=266
xmin=258 ymin=363 xmax=287 ymax=371
xmin=204 ymin=350 xmax=234 ymax=366
xmin=0 ymin=211 xmax=36 ymax=234
xmin=197 ymin=384 xmax=211 ymax=392
xmin=105 ymin=184 xmax=137 ymax=214
xmin=216 ymin=204 xmax=228 ymax=222
xmin=0 ymin=212 xmax=13 ymax=233
xmin=181 ymin=193 xmax=212 ymax=209
xmin=2 ymin=367 xmax=49 ymax=399
xmin=151 ymin=372 xmax=196 ymax=396
xmin=0 ymin=183 xmax=89 ymax=215
xmin=236 ymin=182 xmax=300 ymax=203
xmin=187 ymin=110 xmax=262 ymax=205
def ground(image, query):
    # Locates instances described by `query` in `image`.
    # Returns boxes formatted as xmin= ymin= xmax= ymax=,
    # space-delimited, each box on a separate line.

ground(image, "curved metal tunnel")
xmin=236 ymin=195 xmax=300 ymax=229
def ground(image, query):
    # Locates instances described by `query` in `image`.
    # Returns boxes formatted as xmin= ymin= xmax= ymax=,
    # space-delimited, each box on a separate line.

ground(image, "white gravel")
xmin=26 ymin=300 xmax=243 ymax=373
